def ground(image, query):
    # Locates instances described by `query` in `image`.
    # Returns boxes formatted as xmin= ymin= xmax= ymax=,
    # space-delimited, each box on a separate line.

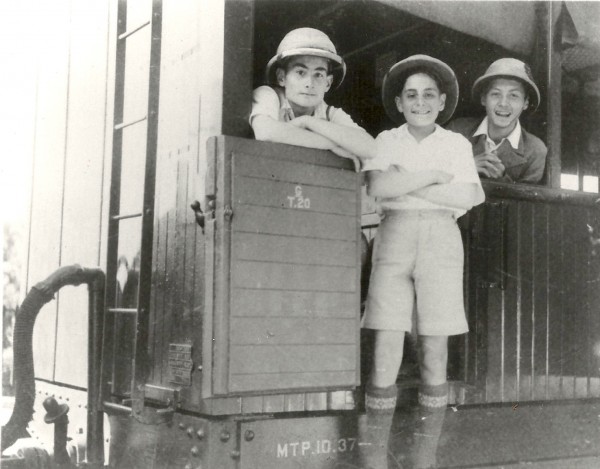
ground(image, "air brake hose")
xmin=1 ymin=265 xmax=104 ymax=455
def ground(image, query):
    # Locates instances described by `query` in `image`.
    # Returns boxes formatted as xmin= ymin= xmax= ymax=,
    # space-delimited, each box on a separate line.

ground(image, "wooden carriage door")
xmin=206 ymin=137 xmax=362 ymax=396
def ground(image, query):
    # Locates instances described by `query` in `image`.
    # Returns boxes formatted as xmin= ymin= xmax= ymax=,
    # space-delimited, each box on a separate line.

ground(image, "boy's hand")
xmin=289 ymin=115 xmax=313 ymax=129
xmin=331 ymin=146 xmax=361 ymax=171
xmin=474 ymin=151 xmax=505 ymax=179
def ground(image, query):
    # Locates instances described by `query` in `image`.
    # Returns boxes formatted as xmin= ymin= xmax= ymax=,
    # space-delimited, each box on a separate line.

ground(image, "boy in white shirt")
xmin=359 ymin=55 xmax=484 ymax=468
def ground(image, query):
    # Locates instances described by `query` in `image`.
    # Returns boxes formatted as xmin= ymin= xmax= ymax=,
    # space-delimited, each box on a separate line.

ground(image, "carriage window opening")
xmin=583 ymin=175 xmax=599 ymax=193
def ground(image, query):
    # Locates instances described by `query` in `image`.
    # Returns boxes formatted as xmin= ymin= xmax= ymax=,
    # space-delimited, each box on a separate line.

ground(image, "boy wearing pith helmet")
xmin=446 ymin=58 xmax=547 ymax=184
xmin=359 ymin=55 xmax=484 ymax=468
xmin=250 ymin=28 xmax=375 ymax=164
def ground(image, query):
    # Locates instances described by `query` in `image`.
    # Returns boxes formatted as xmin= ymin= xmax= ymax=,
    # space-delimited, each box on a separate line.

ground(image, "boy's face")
xmin=481 ymin=78 xmax=529 ymax=132
xmin=394 ymin=73 xmax=446 ymax=132
xmin=276 ymin=55 xmax=333 ymax=116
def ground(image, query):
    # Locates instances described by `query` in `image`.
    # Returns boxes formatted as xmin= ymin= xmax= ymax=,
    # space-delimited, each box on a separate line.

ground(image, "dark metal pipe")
xmin=1 ymin=265 xmax=105 ymax=468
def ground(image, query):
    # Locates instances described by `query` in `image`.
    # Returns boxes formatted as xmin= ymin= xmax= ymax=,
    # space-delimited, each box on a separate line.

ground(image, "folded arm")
xmin=366 ymin=168 xmax=452 ymax=198
xmin=291 ymin=115 xmax=376 ymax=160
xmin=252 ymin=115 xmax=338 ymax=150
xmin=410 ymin=182 xmax=479 ymax=210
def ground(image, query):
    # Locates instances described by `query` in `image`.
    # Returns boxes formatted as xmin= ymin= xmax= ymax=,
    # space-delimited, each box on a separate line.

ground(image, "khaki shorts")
xmin=363 ymin=210 xmax=468 ymax=336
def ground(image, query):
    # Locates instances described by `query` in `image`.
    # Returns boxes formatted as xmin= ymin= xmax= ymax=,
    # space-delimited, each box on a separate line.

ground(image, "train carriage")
xmin=2 ymin=1 xmax=600 ymax=468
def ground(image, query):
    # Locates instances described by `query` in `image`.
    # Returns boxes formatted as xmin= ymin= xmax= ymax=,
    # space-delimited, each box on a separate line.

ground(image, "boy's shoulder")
xmin=521 ymin=125 xmax=548 ymax=155
xmin=445 ymin=117 xmax=481 ymax=138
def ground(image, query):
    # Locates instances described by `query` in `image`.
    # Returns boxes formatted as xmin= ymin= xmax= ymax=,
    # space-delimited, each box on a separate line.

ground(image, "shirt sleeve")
xmin=449 ymin=134 xmax=485 ymax=205
xmin=328 ymin=106 xmax=364 ymax=131
xmin=361 ymin=131 xmax=394 ymax=172
xmin=249 ymin=86 xmax=280 ymax=125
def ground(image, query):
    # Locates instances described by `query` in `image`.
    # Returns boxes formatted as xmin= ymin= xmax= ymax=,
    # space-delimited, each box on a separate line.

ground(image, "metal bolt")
xmin=196 ymin=428 xmax=205 ymax=440
xmin=220 ymin=430 xmax=230 ymax=442
xmin=230 ymin=450 xmax=240 ymax=459
xmin=244 ymin=430 xmax=254 ymax=442
xmin=190 ymin=446 xmax=200 ymax=457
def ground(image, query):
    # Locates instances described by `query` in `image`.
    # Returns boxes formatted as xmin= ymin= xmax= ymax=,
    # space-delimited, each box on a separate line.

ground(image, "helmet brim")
xmin=265 ymin=48 xmax=347 ymax=88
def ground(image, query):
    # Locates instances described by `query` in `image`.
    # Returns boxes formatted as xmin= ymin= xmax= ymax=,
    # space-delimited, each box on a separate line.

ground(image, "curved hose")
xmin=1 ymin=265 xmax=104 ymax=452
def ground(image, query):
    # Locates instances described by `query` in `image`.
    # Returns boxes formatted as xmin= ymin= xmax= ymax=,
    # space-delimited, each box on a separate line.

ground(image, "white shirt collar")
xmin=473 ymin=116 xmax=521 ymax=150
xmin=399 ymin=123 xmax=445 ymax=142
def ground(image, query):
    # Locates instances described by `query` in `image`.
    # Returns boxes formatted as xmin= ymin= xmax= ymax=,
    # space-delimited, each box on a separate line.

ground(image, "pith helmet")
xmin=381 ymin=54 xmax=459 ymax=125
xmin=472 ymin=58 xmax=540 ymax=111
xmin=266 ymin=28 xmax=346 ymax=88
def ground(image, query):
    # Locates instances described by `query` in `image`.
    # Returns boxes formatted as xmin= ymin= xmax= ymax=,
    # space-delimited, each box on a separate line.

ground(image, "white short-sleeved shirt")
xmin=249 ymin=85 xmax=362 ymax=129
xmin=363 ymin=124 xmax=485 ymax=217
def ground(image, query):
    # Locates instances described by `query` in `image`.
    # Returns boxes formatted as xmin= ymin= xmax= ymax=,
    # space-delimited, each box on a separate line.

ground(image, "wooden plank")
xmin=230 ymin=372 xmax=356 ymax=393
xmin=232 ymin=261 xmax=356 ymax=292
xmin=547 ymin=206 xmax=565 ymax=399
xmin=518 ymin=202 xmax=534 ymax=401
xmin=532 ymin=205 xmax=550 ymax=399
xmin=231 ymin=290 xmax=355 ymax=318
xmin=230 ymin=318 xmax=355 ymax=346
xmin=501 ymin=201 xmax=520 ymax=402
xmin=230 ymin=345 xmax=355 ymax=374
xmin=233 ymin=175 xmax=357 ymax=216
xmin=234 ymin=205 xmax=356 ymax=241
xmin=233 ymin=232 xmax=356 ymax=267
xmin=234 ymin=153 xmax=356 ymax=190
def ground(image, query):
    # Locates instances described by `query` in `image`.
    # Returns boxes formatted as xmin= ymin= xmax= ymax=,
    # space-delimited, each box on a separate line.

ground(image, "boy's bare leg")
xmin=410 ymin=335 xmax=449 ymax=469
xmin=360 ymin=330 xmax=405 ymax=468
xmin=418 ymin=335 xmax=448 ymax=386
xmin=371 ymin=330 xmax=405 ymax=387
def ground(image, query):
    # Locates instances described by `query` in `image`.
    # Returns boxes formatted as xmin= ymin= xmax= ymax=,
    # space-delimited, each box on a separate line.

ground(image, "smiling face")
xmin=481 ymin=78 xmax=529 ymax=139
xmin=395 ymin=72 xmax=446 ymax=139
xmin=276 ymin=55 xmax=333 ymax=117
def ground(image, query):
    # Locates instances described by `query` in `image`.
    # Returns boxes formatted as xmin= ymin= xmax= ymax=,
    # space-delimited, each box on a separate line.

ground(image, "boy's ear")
xmin=275 ymin=67 xmax=286 ymax=86
xmin=523 ymin=96 xmax=529 ymax=111
xmin=325 ymin=74 xmax=333 ymax=92
xmin=394 ymin=96 xmax=404 ymax=113
xmin=439 ymin=93 xmax=446 ymax=111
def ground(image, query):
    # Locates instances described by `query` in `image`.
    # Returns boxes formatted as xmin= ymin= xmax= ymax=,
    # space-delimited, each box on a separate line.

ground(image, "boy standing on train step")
xmin=249 ymin=27 xmax=375 ymax=166
xmin=446 ymin=58 xmax=547 ymax=184
xmin=359 ymin=55 xmax=484 ymax=468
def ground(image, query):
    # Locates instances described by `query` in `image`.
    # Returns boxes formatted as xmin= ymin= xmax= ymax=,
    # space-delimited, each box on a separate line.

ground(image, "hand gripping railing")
xmin=1 ymin=265 xmax=105 ymax=468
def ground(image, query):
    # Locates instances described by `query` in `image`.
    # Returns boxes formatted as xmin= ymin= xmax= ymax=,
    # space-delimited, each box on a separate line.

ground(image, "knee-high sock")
xmin=409 ymin=382 xmax=448 ymax=469
xmin=359 ymin=383 xmax=397 ymax=469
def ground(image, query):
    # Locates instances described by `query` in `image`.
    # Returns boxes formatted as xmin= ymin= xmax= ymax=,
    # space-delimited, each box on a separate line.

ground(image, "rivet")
xmin=187 ymin=427 xmax=194 ymax=437
xmin=196 ymin=428 xmax=205 ymax=440
xmin=190 ymin=446 xmax=200 ymax=457
xmin=230 ymin=450 xmax=240 ymax=459
xmin=220 ymin=430 xmax=230 ymax=442
xmin=244 ymin=430 xmax=254 ymax=442
xmin=178 ymin=423 xmax=186 ymax=430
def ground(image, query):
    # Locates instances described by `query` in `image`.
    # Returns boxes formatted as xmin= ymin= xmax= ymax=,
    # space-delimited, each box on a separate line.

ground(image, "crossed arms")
xmin=366 ymin=167 xmax=479 ymax=210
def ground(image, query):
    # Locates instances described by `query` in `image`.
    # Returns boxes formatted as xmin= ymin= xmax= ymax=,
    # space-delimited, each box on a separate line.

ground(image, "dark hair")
xmin=480 ymin=76 xmax=530 ymax=100
xmin=277 ymin=55 xmax=333 ymax=75
xmin=395 ymin=67 xmax=445 ymax=96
